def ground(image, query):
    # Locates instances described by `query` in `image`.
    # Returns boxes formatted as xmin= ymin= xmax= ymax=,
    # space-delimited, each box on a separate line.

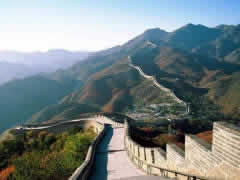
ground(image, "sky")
xmin=0 ymin=0 xmax=239 ymax=52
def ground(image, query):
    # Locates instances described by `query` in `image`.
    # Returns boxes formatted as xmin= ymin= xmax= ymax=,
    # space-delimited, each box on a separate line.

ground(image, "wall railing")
xmin=124 ymin=119 xmax=209 ymax=180
xmin=69 ymin=121 xmax=105 ymax=180
xmin=126 ymin=147 xmax=207 ymax=180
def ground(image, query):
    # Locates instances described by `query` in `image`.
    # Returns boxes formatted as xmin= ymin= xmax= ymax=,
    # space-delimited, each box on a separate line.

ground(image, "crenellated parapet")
xmin=212 ymin=122 xmax=240 ymax=168
xmin=167 ymin=144 xmax=186 ymax=171
xmin=124 ymin=120 xmax=240 ymax=180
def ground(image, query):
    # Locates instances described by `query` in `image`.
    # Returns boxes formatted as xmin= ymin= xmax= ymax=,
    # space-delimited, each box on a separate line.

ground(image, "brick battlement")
xmin=125 ymin=121 xmax=240 ymax=180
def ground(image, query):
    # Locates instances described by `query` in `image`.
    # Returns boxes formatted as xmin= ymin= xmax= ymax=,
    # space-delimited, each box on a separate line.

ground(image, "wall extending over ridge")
xmin=15 ymin=115 xmax=123 ymax=133
xmin=124 ymin=120 xmax=240 ymax=180
xmin=128 ymin=56 xmax=189 ymax=114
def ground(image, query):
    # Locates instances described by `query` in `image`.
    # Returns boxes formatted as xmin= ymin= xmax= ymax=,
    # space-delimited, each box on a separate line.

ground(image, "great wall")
xmin=10 ymin=56 xmax=240 ymax=180
xmin=14 ymin=115 xmax=240 ymax=180
xmin=125 ymin=119 xmax=240 ymax=180
xmin=128 ymin=56 xmax=190 ymax=114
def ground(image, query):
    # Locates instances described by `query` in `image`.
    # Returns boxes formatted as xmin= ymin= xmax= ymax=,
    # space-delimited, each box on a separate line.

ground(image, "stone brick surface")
xmin=125 ymin=120 xmax=240 ymax=180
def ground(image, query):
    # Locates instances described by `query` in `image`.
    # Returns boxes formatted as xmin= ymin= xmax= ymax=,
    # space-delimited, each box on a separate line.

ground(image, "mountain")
xmin=1 ymin=23 xmax=240 ymax=133
xmin=0 ymin=62 xmax=36 ymax=84
xmin=45 ymin=24 xmax=240 ymax=121
xmin=28 ymin=43 xmax=211 ymax=124
xmin=134 ymin=24 xmax=240 ymax=64
xmin=121 ymin=23 xmax=240 ymax=65
xmin=192 ymin=24 xmax=240 ymax=60
xmin=131 ymin=43 xmax=240 ymax=117
xmin=0 ymin=50 xmax=90 ymax=84
xmin=224 ymin=48 xmax=240 ymax=64
xmin=206 ymin=72 xmax=240 ymax=118
xmin=30 ymin=56 xmax=179 ymax=124
xmin=0 ymin=75 xmax=78 ymax=133
xmin=122 ymin=28 xmax=168 ymax=51
xmin=166 ymin=24 xmax=221 ymax=50
xmin=0 ymin=49 xmax=89 ymax=69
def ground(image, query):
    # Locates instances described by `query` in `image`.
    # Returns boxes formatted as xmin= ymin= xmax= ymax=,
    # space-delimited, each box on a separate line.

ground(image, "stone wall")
xmin=69 ymin=120 xmax=105 ymax=180
xmin=15 ymin=115 xmax=123 ymax=133
xmin=69 ymin=115 xmax=124 ymax=180
xmin=14 ymin=116 xmax=119 ymax=180
xmin=128 ymin=56 xmax=190 ymax=114
xmin=93 ymin=115 xmax=124 ymax=128
xmin=124 ymin=120 xmax=240 ymax=180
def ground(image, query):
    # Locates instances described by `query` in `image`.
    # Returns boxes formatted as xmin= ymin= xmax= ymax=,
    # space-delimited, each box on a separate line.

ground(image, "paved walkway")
xmin=89 ymin=125 xmax=145 ymax=180
xmin=115 ymin=176 xmax=173 ymax=180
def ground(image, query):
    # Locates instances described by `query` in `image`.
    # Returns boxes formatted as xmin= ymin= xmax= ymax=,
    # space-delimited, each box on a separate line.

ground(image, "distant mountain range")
xmin=0 ymin=49 xmax=90 ymax=84
xmin=1 ymin=23 xmax=240 ymax=133
xmin=0 ymin=62 xmax=35 ymax=84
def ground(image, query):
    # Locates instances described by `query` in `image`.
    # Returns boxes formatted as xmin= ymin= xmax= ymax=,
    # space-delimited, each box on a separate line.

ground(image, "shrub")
xmin=0 ymin=165 xmax=15 ymax=180
xmin=2 ymin=129 xmax=96 ymax=180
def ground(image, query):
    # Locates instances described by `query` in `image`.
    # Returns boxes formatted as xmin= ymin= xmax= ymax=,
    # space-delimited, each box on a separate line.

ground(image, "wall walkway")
xmin=88 ymin=116 xmax=172 ymax=180
xmin=15 ymin=115 xmax=168 ymax=180
xmin=13 ymin=104 xmax=240 ymax=180
xmin=89 ymin=125 xmax=144 ymax=180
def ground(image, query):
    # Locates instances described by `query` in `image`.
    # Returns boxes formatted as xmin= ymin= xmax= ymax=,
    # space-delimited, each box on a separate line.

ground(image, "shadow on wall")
xmin=89 ymin=124 xmax=113 ymax=180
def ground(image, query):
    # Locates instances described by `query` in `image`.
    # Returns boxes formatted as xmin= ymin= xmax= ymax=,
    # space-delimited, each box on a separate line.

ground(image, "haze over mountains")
xmin=0 ymin=49 xmax=89 ymax=84
xmin=1 ymin=23 xmax=240 ymax=133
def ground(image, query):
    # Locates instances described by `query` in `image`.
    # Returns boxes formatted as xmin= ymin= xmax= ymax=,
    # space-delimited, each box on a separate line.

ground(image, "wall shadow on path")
xmin=89 ymin=124 xmax=113 ymax=180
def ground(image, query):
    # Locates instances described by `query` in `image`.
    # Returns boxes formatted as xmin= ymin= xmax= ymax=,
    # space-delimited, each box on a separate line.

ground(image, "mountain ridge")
xmin=0 ymin=49 xmax=90 ymax=85
xmin=1 ymin=23 xmax=240 ymax=132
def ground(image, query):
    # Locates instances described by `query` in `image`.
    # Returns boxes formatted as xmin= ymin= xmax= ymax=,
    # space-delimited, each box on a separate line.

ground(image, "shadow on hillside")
xmin=88 ymin=124 xmax=113 ymax=180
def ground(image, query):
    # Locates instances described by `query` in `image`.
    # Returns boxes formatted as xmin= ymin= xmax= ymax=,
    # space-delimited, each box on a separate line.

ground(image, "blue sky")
xmin=0 ymin=0 xmax=239 ymax=52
